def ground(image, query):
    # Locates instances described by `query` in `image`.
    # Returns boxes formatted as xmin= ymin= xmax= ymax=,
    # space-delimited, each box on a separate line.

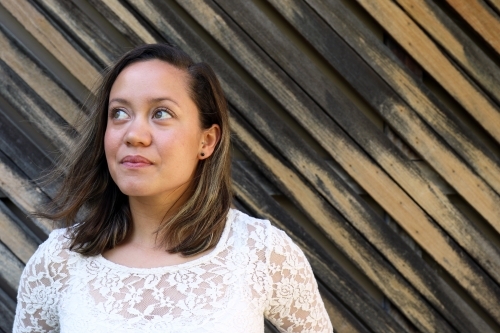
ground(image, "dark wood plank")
xmin=34 ymin=0 xmax=125 ymax=67
xmin=355 ymin=0 xmax=500 ymax=144
xmin=0 ymin=25 xmax=82 ymax=127
xmin=0 ymin=0 xmax=100 ymax=90
xmin=233 ymin=161 xmax=384 ymax=333
xmin=0 ymin=200 xmax=39 ymax=264
xmin=445 ymin=0 xmax=500 ymax=56
xmin=0 ymin=286 xmax=16 ymax=333
xmin=0 ymin=57 xmax=75 ymax=153
xmin=0 ymin=240 xmax=24 ymax=297
xmin=0 ymin=150 xmax=53 ymax=237
xmin=173 ymin=0 xmax=500 ymax=330
xmin=395 ymin=0 xmax=500 ymax=105
xmin=87 ymin=0 xmax=159 ymax=46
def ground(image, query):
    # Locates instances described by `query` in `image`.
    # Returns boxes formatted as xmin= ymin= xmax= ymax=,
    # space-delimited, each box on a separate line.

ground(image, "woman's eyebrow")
xmin=108 ymin=97 xmax=180 ymax=107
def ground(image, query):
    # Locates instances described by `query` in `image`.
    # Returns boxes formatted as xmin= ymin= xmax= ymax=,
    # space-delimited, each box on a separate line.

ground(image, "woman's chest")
xmin=57 ymin=255 xmax=268 ymax=332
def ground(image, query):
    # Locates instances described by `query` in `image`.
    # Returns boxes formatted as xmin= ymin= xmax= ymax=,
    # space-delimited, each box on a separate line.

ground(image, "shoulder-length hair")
xmin=42 ymin=44 xmax=232 ymax=257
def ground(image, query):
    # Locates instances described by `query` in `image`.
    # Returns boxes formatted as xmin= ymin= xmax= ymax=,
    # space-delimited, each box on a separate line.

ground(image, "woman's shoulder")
xmin=27 ymin=227 xmax=74 ymax=267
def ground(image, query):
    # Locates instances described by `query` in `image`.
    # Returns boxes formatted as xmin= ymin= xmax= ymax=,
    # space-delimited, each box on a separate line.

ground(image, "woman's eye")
xmin=153 ymin=109 xmax=172 ymax=119
xmin=112 ymin=109 xmax=129 ymax=120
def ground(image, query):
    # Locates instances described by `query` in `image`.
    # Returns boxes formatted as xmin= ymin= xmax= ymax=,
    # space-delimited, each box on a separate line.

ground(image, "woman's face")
xmin=104 ymin=59 xmax=217 ymax=202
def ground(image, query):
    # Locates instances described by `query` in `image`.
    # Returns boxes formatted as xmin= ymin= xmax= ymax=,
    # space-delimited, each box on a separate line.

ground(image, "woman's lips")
xmin=121 ymin=155 xmax=153 ymax=167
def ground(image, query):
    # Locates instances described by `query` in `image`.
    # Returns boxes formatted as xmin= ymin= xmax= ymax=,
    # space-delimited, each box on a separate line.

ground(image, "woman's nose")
xmin=124 ymin=118 xmax=152 ymax=147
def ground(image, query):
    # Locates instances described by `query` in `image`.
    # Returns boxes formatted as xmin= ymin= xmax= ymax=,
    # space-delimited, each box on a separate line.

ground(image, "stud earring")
xmin=200 ymin=152 xmax=205 ymax=157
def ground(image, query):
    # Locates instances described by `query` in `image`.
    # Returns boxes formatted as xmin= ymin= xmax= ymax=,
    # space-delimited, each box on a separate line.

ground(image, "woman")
xmin=13 ymin=44 xmax=332 ymax=332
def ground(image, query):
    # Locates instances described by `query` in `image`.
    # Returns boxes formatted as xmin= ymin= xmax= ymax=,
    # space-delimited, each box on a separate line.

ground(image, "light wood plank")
xmin=0 ymin=0 xmax=100 ymax=91
xmin=0 ymin=26 xmax=81 ymax=127
xmin=445 ymin=0 xmax=500 ymax=55
xmin=178 ymin=0 xmax=500 ymax=327
xmin=356 ymin=0 xmax=500 ymax=144
xmin=0 ymin=201 xmax=38 ymax=264
xmin=395 ymin=0 xmax=500 ymax=104
xmin=0 ymin=240 xmax=24 ymax=294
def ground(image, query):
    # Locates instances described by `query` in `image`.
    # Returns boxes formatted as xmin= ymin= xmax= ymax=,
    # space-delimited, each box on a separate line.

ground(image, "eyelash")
xmin=109 ymin=108 xmax=174 ymax=120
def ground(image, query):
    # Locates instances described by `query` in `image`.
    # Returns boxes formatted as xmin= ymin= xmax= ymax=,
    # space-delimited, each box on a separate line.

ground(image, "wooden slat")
xmin=0 ymin=240 xmax=24 ymax=295
xmin=232 ymin=161 xmax=395 ymax=332
xmin=0 ymin=201 xmax=39 ymax=264
xmin=487 ymin=0 xmax=500 ymax=13
xmin=301 ymin=0 xmax=500 ymax=229
xmin=34 ymin=0 xmax=124 ymax=67
xmin=0 ymin=0 xmax=100 ymax=91
xmin=87 ymin=0 xmax=158 ymax=46
xmin=355 ymin=0 xmax=500 ymax=144
xmin=0 ymin=25 xmax=81 ymax=127
xmin=176 ymin=0 xmax=500 ymax=328
xmin=0 ymin=287 xmax=16 ymax=332
xmin=445 ymin=0 xmax=500 ymax=56
xmin=0 ymin=57 xmax=74 ymax=152
xmin=263 ymin=0 xmax=500 ymax=287
xmin=395 ymin=0 xmax=500 ymax=104
xmin=0 ymin=150 xmax=53 ymax=237
xmin=228 ymin=110 xmax=455 ymax=333
xmin=0 ymin=107 xmax=58 ymax=197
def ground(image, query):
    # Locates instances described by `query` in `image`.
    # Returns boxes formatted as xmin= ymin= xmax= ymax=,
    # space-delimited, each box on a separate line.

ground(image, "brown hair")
xmin=42 ymin=44 xmax=232 ymax=256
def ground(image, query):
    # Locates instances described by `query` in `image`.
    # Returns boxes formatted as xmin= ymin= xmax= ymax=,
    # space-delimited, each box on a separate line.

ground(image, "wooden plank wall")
xmin=0 ymin=0 xmax=499 ymax=332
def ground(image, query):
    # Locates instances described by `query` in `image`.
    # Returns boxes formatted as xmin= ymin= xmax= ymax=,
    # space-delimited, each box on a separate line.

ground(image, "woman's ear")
xmin=199 ymin=124 xmax=221 ymax=159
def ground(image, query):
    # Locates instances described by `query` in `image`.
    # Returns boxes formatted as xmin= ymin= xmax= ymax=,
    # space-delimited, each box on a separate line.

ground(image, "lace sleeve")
xmin=13 ymin=229 xmax=67 ymax=333
xmin=264 ymin=227 xmax=333 ymax=332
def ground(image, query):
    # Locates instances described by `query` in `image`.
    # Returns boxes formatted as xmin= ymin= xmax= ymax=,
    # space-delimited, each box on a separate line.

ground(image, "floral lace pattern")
xmin=14 ymin=209 xmax=333 ymax=332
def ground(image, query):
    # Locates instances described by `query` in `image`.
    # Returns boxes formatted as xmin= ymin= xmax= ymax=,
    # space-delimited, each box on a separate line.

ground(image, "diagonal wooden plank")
xmin=355 ymin=0 xmax=500 ymax=144
xmin=445 ymin=0 xmax=500 ymax=56
xmin=0 ymin=287 xmax=16 ymax=332
xmin=0 ymin=0 xmax=100 ymax=90
xmin=302 ymin=0 xmax=500 ymax=226
xmin=0 ymin=201 xmax=39 ymax=264
xmin=395 ymin=0 xmax=500 ymax=104
xmin=232 ymin=161 xmax=401 ymax=333
xmin=0 ymin=151 xmax=53 ymax=237
xmin=87 ymin=0 xmax=158 ymax=46
xmin=174 ymin=0 xmax=500 ymax=328
xmin=0 ymin=240 xmax=24 ymax=295
xmin=263 ymin=0 xmax=500 ymax=284
xmin=0 ymin=25 xmax=82 ymax=127
xmin=34 ymin=0 xmax=124 ymax=67
xmin=487 ymin=0 xmax=500 ymax=12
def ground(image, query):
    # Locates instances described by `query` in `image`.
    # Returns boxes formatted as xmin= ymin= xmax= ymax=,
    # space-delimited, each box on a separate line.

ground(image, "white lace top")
xmin=13 ymin=209 xmax=333 ymax=332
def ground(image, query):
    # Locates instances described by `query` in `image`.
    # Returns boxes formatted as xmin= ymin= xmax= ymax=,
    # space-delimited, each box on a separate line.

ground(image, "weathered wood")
xmin=302 ymin=0 xmax=500 ymax=200
xmin=445 ymin=0 xmax=500 ymax=56
xmin=355 ymin=0 xmax=500 ymax=144
xmin=0 ymin=0 xmax=100 ymax=91
xmin=0 ymin=107 xmax=58 ymax=197
xmin=396 ymin=0 xmax=500 ymax=104
xmin=34 ymin=0 xmax=124 ymax=67
xmin=176 ymin=0 xmax=500 ymax=328
xmin=228 ymin=110 xmax=456 ymax=333
xmin=486 ymin=0 xmax=500 ymax=13
xmin=0 ymin=25 xmax=82 ymax=126
xmin=264 ymin=0 xmax=500 ymax=282
xmin=87 ymin=0 xmax=158 ymax=46
xmin=0 ymin=240 xmax=24 ymax=296
xmin=232 ymin=161 xmax=391 ymax=332
xmin=0 ymin=57 xmax=74 ymax=152
xmin=0 ymin=150 xmax=53 ymax=237
xmin=0 ymin=201 xmax=39 ymax=264
xmin=0 ymin=287 xmax=16 ymax=332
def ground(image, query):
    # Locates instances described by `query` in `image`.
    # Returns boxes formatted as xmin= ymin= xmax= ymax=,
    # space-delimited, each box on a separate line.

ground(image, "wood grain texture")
xmin=395 ymin=0 xmax=500 ymax=104
xmin=304 ymin=0 xmax=500 ymax=229
xmin=0 ymin=240 xmax=24 ymax=295
xmin=445 ymin=0 xmax=500 ymax=55
xmin=178 ymin=0 xmax=500 ymax=327
xmin=0 ymin=0 xmax=100 ymax=90
xmin=0 ymin=201 xmax=39 ymax=264
xmin=0 ymin=25 xmax=82 ymax=127
xmin=356 ymin=0 xmax=500 ymax=144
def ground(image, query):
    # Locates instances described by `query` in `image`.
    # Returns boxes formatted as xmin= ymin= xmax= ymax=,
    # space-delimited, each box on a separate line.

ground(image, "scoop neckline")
xmin=95 ymin=209 xmax=235 ymax=274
